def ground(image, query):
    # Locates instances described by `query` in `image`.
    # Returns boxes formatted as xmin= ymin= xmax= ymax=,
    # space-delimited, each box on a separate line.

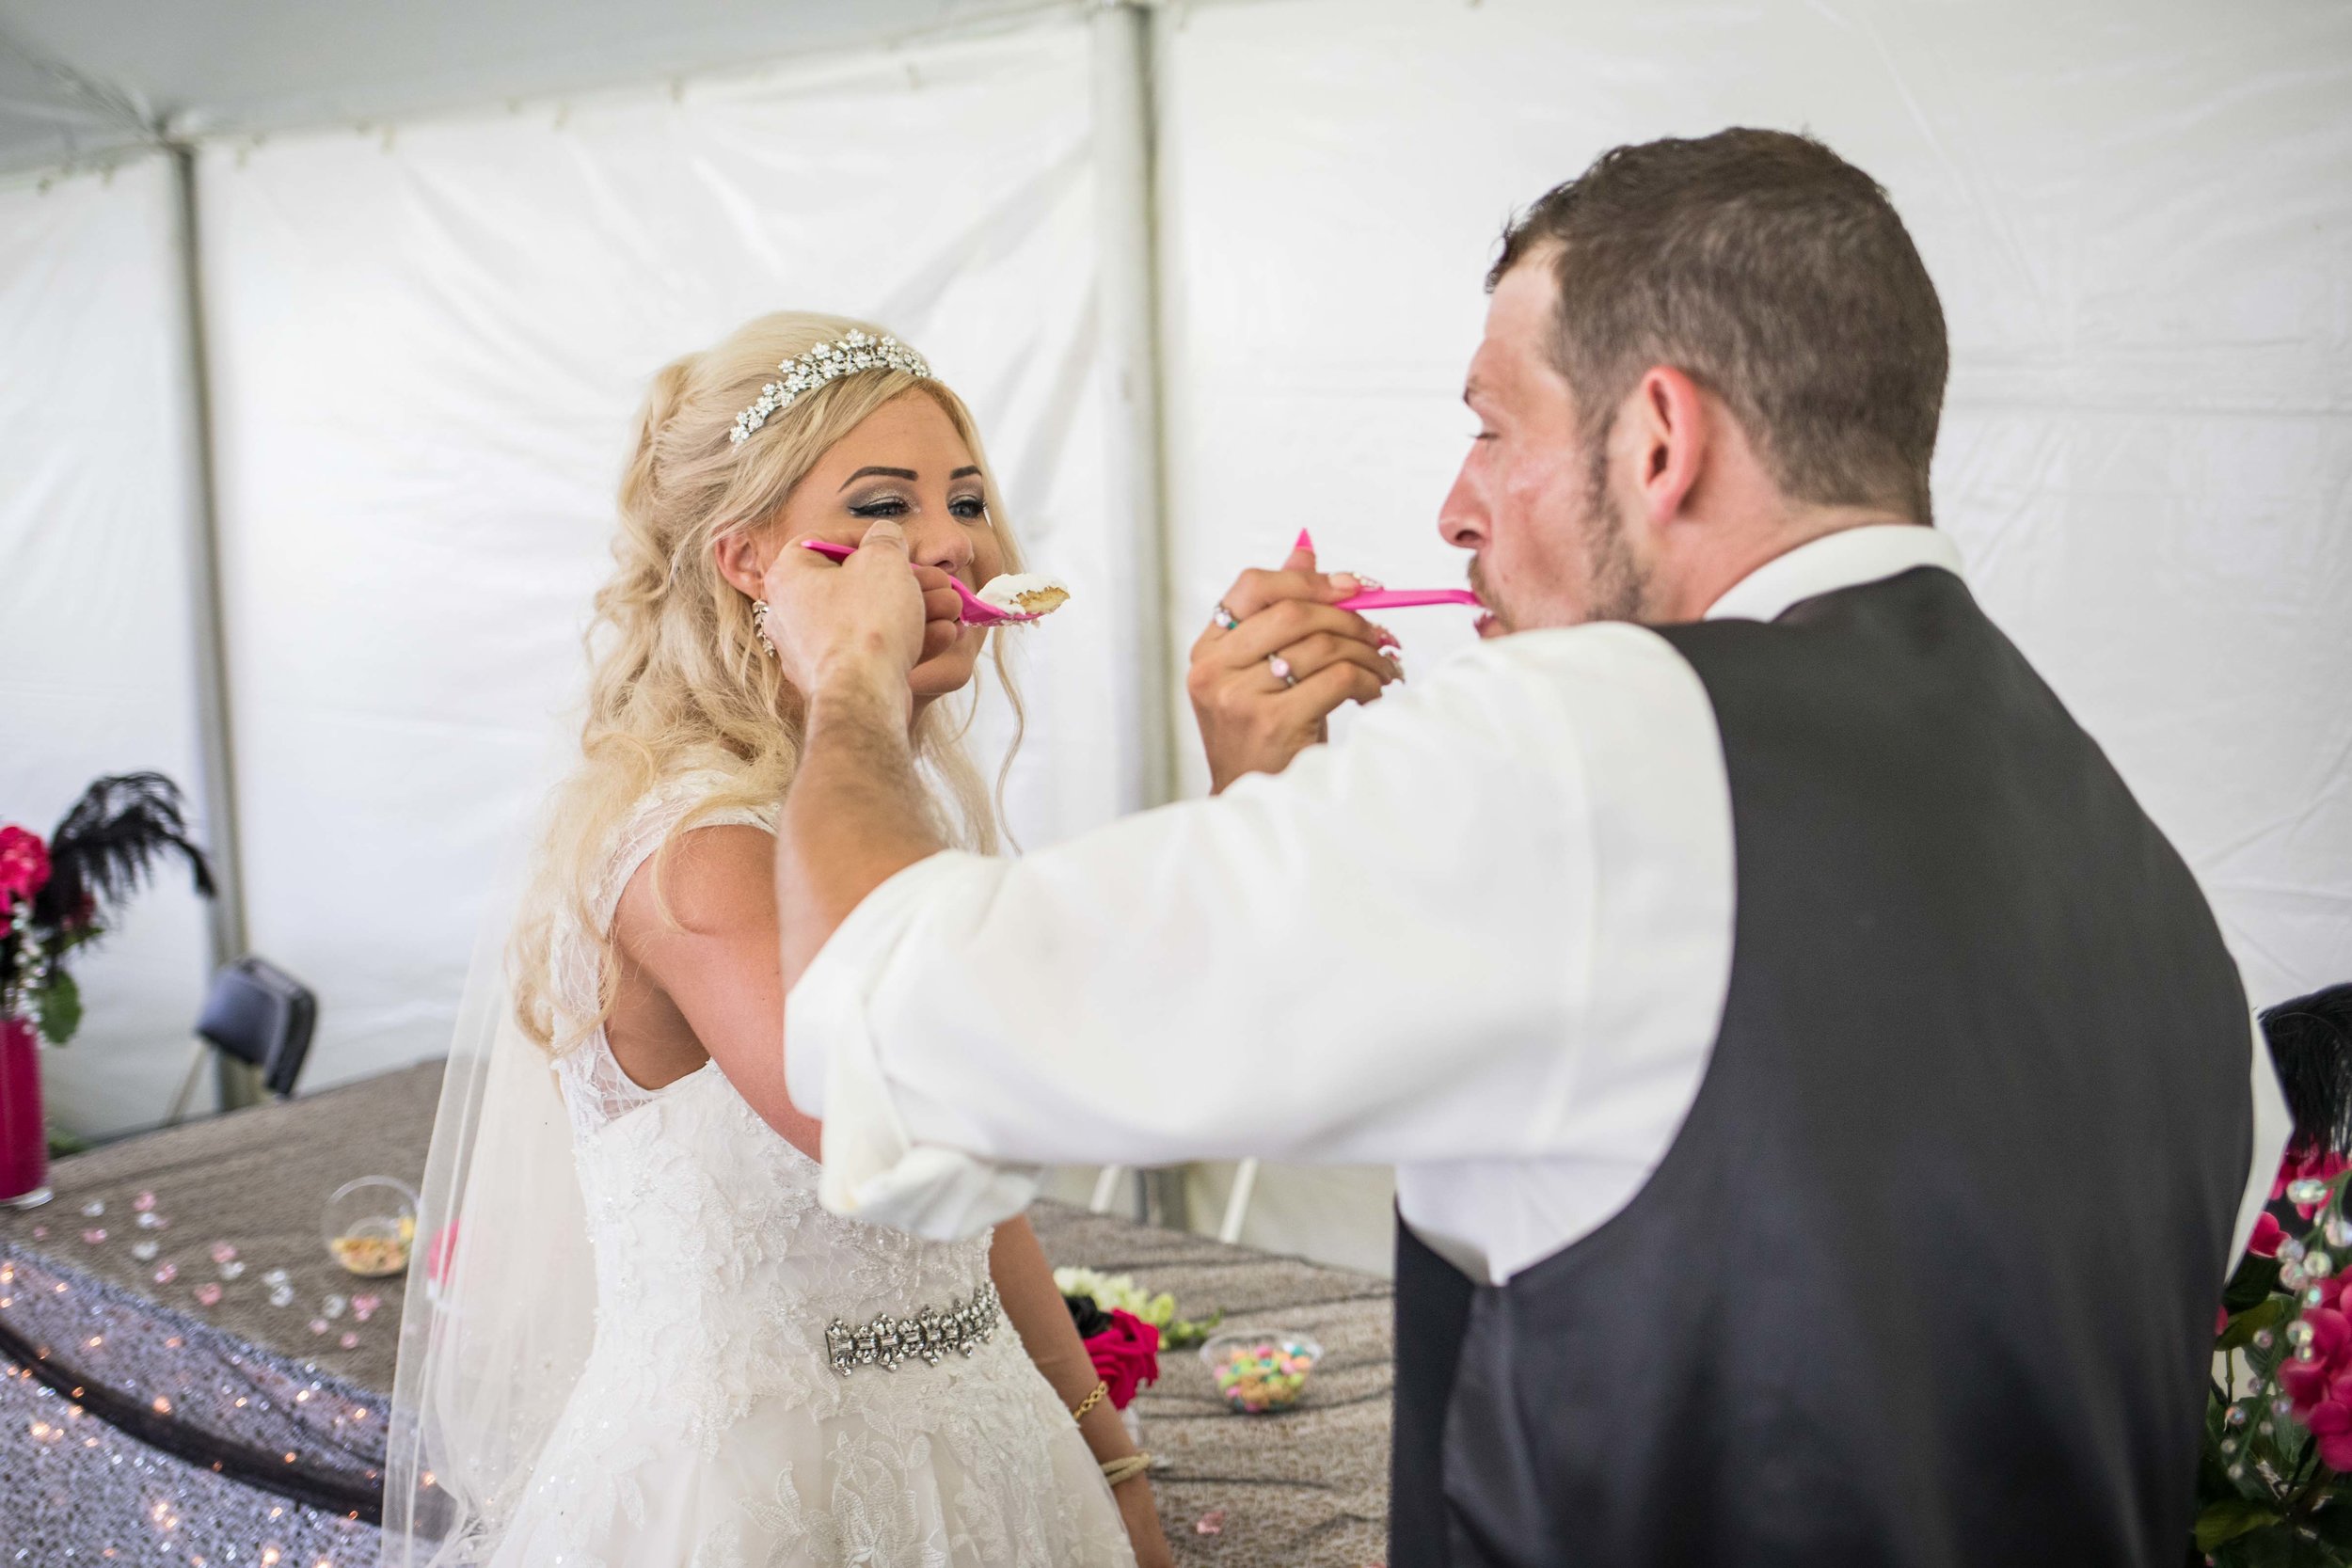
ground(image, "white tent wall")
xmin=1152 ymin=0 xmax=2352 ymax=1274
xmin=0 ymin=155 xmax=218 ymax=1134
xmin=194 ymin=19 xmax=1131 ymax=1094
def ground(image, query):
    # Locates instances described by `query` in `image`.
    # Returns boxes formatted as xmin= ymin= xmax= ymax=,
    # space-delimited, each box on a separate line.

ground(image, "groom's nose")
xmin=1438 ymin=462 xmax=1488 ymax=551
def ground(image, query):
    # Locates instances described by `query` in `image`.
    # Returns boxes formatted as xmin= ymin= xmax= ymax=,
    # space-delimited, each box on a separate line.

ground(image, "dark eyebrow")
xmin=950 ymin=466 xmax=981 ymax=480
xmin=838 ymin=466 xmax=917 ymax=491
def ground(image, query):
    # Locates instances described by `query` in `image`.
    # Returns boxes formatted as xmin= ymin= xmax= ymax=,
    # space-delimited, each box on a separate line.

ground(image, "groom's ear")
xmin=1629 ymin=365 xmax=1708 ymax=527
xmin=711 ymin=530 xmax=769 ymax=599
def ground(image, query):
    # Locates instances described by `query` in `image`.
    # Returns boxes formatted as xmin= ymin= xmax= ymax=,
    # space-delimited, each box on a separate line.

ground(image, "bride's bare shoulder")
xmin=612 ymin=821 xmax=777 ymax=957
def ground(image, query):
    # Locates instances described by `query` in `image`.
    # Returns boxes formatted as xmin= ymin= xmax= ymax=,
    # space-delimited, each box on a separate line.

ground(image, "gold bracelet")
xmin=1100 ymin=1452 xmax=1152 ymax=1488
xmin=1070 ymin=1381 xmax=1109 ymax=1423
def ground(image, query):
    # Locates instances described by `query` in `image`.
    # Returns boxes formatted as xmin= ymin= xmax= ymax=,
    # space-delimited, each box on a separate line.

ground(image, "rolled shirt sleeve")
xmin=786 ymin=622 xmax=1736 ymax=1241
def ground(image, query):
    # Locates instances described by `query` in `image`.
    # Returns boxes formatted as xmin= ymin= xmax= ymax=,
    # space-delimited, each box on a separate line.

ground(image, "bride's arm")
xmin=611 ymin=823 xmax=821 ymax=1159
xmin=990 ymin=1217 xmax=1173 ymax=1568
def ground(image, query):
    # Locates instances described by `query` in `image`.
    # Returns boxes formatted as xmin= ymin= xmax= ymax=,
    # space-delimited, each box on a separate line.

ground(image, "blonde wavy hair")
xmin=510 ymin=311 xmax=1023 ymax=1053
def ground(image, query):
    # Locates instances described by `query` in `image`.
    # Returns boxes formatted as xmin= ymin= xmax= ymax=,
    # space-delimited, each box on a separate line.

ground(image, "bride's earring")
xmin=752 ymin=600 xmax=778 ymax=661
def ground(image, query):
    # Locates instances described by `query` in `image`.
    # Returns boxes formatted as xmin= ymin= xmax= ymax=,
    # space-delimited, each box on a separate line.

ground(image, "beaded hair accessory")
xmin=729 ymin=328 xmax=931 ymax=446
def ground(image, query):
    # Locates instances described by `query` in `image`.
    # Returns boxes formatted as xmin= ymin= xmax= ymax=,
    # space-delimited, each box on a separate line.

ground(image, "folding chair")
xmin=165 ymin=956 xmax=316 ymax=1124
xmin=1089 ymin=1159 xmax=1260 ymax=1244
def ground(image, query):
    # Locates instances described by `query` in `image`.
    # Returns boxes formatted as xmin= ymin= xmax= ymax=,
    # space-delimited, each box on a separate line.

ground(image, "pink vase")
xmin=0 ymin=1015 xmax=50 ymax=1209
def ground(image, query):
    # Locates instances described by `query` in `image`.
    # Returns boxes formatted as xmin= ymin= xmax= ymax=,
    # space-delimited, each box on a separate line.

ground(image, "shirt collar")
xmin=1704 ymin=524 xmax=1964 ymax=623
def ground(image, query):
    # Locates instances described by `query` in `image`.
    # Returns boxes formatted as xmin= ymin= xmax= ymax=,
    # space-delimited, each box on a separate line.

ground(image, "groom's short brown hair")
xmin=1493 ymin=128 xmax=1948 ymax=524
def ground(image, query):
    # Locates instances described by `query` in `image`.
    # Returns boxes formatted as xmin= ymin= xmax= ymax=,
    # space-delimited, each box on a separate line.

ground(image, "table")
xmin=1 ymin=1064 xmax=1392 ymax=1566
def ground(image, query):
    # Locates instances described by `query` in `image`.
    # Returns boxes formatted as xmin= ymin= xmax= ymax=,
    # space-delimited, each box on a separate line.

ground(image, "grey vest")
xmin=1391 ymin=564 xmax=2250 ymax=1567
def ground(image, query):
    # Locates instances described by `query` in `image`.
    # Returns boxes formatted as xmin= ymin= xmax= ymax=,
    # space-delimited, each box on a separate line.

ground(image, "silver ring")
xmin=1268 ymin=654 xmax=1295 ymax=688
xmin=1212 ymin=602 xmax=1242 ymax=632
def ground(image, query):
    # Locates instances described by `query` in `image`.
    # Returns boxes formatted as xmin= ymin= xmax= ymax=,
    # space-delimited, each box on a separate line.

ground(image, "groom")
xmin=763 ymin=130 xmax=2286 ymax=1566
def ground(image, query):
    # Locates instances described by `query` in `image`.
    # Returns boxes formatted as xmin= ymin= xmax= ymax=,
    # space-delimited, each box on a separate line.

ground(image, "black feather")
xmin=33 ymin=773 xmax=215 ymax=932
xmin=2262 ymin=981 xmax=2352 ymax=1156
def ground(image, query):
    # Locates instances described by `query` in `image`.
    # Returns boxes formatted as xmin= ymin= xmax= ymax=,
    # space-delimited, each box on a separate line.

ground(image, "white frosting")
xmin=974 ymin=572 xmax=1071 ymax=615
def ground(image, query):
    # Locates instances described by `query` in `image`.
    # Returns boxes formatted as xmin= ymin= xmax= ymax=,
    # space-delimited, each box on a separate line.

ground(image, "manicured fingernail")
xmin=1356 ymin=575 xmax=1385 ymax=592
xmin=1295 ymin=529 xmax=1315 ymax=553
xmin=1373 ymin=625 xmax=1401 ymax=651
xmin=1328 ymin=574 xmax=1363 ymax=594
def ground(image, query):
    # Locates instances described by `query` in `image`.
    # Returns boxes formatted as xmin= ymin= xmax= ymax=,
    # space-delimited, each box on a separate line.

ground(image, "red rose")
xmin=0 ymin=825 xmax=49 ymax=906
xmin=2249 ymin=1212 xmax=2287 ymax=1259
xmin=1084 ymin=1307 xmax=1161 ymax=1411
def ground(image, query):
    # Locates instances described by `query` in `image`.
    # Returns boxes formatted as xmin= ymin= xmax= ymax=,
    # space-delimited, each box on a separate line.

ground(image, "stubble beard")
xmin=1578 ymin=436 xmax=1651 ymax=626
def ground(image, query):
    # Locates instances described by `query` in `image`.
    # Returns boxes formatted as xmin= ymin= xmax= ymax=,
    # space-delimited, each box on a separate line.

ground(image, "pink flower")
xmin=1084 ymin=1307 xmax=1162 ymax=1411
xmin=0 ymin=825 xmax=49 ymax=911
xmin=2284 ymin=1359 xmax=2332 ymax=1407
xmin=2322 ymin=1432 xmax=2352 ymax=1474
xmin=2311 ymin=1401 xmax=2352 ymax=1436
xmin=2217 ymin=1305 xmax=2231 ymax=1338
xmin=2249 ymin=1212 xmax=2287 ymax=1259
xmin=2273 ymin=1148 xmax=2352 ymax=1217
xmin=2310 ymin=1307 xmax=2351 ymax=1362
xmin=426 ymin=1221 xmax=461 ymax=1286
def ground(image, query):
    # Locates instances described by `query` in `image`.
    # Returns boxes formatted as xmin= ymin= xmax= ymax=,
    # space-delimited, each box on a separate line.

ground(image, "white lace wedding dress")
xmin=489 ymin=775 xmax=1136 ymax=1568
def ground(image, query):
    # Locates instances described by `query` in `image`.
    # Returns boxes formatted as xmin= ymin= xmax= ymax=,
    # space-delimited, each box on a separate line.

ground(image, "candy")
xmin=1208 ymin=1337 xmax=1321 ymax=1413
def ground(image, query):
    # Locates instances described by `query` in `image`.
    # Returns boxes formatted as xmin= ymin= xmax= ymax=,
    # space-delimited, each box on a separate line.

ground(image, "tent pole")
xmin=1089 ymin=0 xmax=1186 ymax=1231
xmin=1089 ymin=0 xmax=1175 ymax=814
xmin=166 ymin=142 xmax=258 ymax=1112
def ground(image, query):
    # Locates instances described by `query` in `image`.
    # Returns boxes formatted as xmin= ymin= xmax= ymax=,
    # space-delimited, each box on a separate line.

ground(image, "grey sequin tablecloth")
xmin=0 ymin=1062 xmax=1392 ymax=1566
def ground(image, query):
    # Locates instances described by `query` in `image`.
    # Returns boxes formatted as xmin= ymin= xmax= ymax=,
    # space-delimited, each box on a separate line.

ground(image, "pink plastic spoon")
xmin=1333 ymin=588 xmax=1484 ymax=613
xmin=798 ymin=539 xmax=1040 ymax=625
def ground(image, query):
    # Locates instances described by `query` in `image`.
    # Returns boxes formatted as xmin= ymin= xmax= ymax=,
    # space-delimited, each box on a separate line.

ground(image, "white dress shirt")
xmin=787 ymin=525 xmax=2290 ymax=1284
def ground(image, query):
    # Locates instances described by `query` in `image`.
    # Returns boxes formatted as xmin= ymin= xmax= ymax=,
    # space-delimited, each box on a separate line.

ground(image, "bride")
xmin=384 ymin=314 xmax=1168 ymax=1568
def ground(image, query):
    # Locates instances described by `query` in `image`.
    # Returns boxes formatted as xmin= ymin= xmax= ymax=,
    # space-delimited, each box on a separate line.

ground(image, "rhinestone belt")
xmin=825 ymin=1282 xmax=1002 ymax=1377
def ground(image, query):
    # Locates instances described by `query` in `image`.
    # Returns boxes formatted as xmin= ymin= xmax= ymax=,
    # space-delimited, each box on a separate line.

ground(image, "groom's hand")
xmin=1188 ymin=542 xmax=1401 ymax=794
xmin=760 ymin=522 xmax=930 ymax=707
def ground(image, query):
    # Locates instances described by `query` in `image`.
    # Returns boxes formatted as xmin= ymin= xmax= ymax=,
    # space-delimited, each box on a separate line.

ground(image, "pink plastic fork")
xmin=798 ymin=539 xmax=1040 ymax=625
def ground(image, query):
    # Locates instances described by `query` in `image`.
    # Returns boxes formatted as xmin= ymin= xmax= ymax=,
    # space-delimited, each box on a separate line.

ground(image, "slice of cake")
xmin=975 ymin=572 xmax=1072 ymax=619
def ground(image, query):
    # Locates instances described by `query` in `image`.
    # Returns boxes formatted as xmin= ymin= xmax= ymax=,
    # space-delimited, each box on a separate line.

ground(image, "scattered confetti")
xmin=27 ymin=1225 xmax=43 ymax=1240
xmin=81 ymin=1200 xmax=104 ymax=1217
xmin=269 ymin=1286 xmax=295 ymax=1307
xmin=193 ymin=1283 xmax=223 ymax=1307
xmin=80 ymin=1228 xmax=106 ymax=1245
xmin=131 ymin=1241 xmax=158 ymax=1262
xmin=322 ymin=1294 xmax=347 ymax=1321
xmin=135 ymin=1212 xmax=166 ymax=1230
xmin=308 ymin=1319 xmax=329 ymax=1336
xmin=339 ymin=1332 xmax=360 ymax=1350
xmin=220 ymin=1260 xmax=246 ymax=1280
xmin=154 ymin=1263 xmax=178 ymax=1285
xmin=262 ymin=1268 xmax=291 ymax=1288
xmin=1195 ymin=1511 xmax=1227 ymax=1536
xmin=133 ymin=1192 xmax=156 ymax=1212
xmin=210 ymin=1243 xmax=239 ymax=1265
xmin=351 ymin=1294 xmax=380 ymax=1322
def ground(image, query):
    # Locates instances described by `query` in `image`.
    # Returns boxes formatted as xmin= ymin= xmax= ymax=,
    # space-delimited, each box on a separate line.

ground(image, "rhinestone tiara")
xmin=729 ymin=328 xmax=931 ymax=446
